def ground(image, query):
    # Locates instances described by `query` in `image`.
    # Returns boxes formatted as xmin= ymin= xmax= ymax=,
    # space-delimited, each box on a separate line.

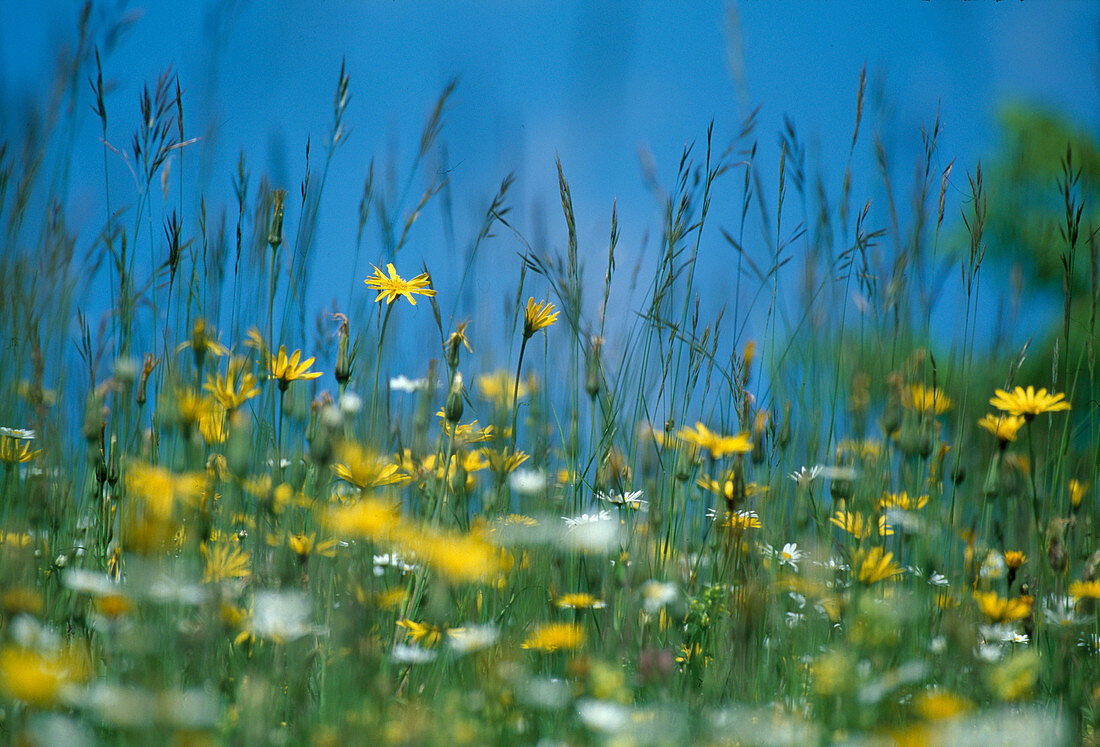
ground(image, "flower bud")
xmin=268 ymin=189 xmax=286 ymax=250
xmin=444 ymin=373 xmax=464 ymax=424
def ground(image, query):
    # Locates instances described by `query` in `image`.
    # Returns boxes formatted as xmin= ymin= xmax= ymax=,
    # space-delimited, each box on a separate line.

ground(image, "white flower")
xmin=597 ymin=490 xmax=648 ymax=511
xmin=979 ymin=551 xmax=1007 ymax=580
xmin=785 ymin=612 xmax=805 ymax=628
xmin=1043 ymin=597 xmax=1084 ymax=628
xmin=928 ymin=572 xmax=949 ymax=587
xmin=251 ymin=590 xmax=315 ymax=642
xmin=389 ymin=375 xmax=428 ymax=393
xmin=338 ymin=391 xmax=362 ymax=414
xmin=788 ymin=465 xmax=824 ymax=487
xmin=562 ymin=511 xmax=611 ymax=529
xmin=778 ymin=543 xmax=804 ymax=571
xmin=447 ymin=624 xmax=499 ymax=655
xmin=0 ymin=427 xmax=36 ymax=440
xmin=576 ymin=699 xmax=630 ymax=733
xmin=640 ymin=580 xmax=678 ymax=614
xmin=392 ymin=644 xmax=437 ymax=664
xmin=509 ymin=468 xmax=547 ymax=496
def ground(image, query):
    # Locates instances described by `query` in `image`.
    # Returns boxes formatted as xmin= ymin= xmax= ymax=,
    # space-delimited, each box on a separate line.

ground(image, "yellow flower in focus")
xmin=522 ymin=298 xmax=559 ymax=338
xmin=904 ymin=383 xmax=952 ymax=414
xmin=363 ymin=263 xmax=435 ymax=305
xmin=521 ymin=622 xmax=585 ymax=652
xmin=675 ymin=422 xmax=752 ymax=460
xmin=977 ymin=413 xmax=1026 ymax=444
xmin=1003 ymin=551 xmax=1027 ymax=570
xmin=202 ymin=542 xmax=251 ymax=584
xmin=0 ymin=436 xmax=41 ymax=465
xmin=268 ymin=346 xmax=323 ymax=391
xmin=989 ymin=385 xmax=1070 ymax=420
xmin=855 ymin=547 xmax=903 ymax=584
xmin=973 ymin=591 xmax=1032 ymax=623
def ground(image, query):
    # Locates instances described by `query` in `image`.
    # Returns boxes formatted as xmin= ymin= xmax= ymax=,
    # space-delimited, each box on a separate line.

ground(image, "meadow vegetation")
xmin=1 ymin=11 xmax=1098 ymax=745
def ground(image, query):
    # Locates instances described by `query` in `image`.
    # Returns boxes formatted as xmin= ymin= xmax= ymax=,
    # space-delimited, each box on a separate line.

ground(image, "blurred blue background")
xmin=1 ymin=1 xmax=1097 ymax=381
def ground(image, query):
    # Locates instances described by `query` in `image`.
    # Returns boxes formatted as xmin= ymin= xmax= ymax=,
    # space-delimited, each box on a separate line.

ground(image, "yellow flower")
xmin=855 ymin=547 xmax=903 ymax=584
xmin=176 ymin=317 xmax=230 ymax=360
xmin=396 ymin=525 xmax=504 ymax=585
xmin=674 ymin=422 xmax=752 ymax=460
xmin=202 ymin=542 xmax=251 ymax=583
xmin=125 ymin=461 xmax=207 ymax=519
xmin=879 ymin=491 xmax=928 ymax=511
xmin=904 ymin=383 xmax=952 ymax=414
xmin=717 ymin=509 xmax=762 ymax=531
xmin=481 ymin=447 xmax=529 ymax=475
xmin=1003 ymin=551 xmax=1027 ymax=570
xmin=364 ymin=262 xmax=436 ymax=305
xmin=332 ymin=443 xmax=410 ymax=489
xmin=1069 ymin=580 xmax=1100 ymax=600
xmin=555 ymin=593 xmax=606 ymax=609
xmin=977 ymin=413 xmax=1026 ymax=444
xmin=199 ymin=409 xmax=228 ymax=445
xmin=0 ymin=646 xmax=89 ymax=707
xmin=396 ymin=619 xmax=445 ymax=648
xmin=914 ymin=690 xmax=972 ymax=720
xmin=1069 ymin=479 xmax=1089 ymax=510
xmin=830 ymin=510 xmax=893 ymax=538
xmin=323 ymin=498 xmax=403 ymax=542
xmin=973 ymin=591 xmax=1032 ymax=622
xmin=268 ymin=345 xmax=323 ymax=390
xmin=476 ymin=370 xmax=536 ymax=405
xmin=0 ymin=436 xmax=41 ymax=465
xmin=523 ymin=298 xmax=559 ymax=338
xmin=204 ymin=357 xmax=261 ymax=410
xmin=989 ymin=385 xmax=1070 ymax=420
xmin=288 ymin=532 xmax=338 ymax=560
xmin=521 ymin=622 xmax=585 ymax=652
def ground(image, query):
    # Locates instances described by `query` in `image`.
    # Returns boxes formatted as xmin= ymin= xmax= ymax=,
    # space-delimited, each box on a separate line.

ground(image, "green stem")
xmin=510 ymin=336 xmax=529 ymax=452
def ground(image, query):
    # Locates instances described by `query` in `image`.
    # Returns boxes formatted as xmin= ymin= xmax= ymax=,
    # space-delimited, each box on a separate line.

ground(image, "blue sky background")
xmin=1 ymin=2 xmax=1097 ymax=386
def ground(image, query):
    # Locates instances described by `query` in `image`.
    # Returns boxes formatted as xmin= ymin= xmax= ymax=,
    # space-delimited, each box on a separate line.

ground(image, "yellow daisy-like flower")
xmin=903 ymin=383 xmax=952 ymax=414
xmin=675 ymin=422 xmax=752 ymax=460
xmin=973 ymin=591 xmax=1032 ymax=623
xmin=125 ymin=461 xmax=207 ymax=519
xmin=268 ymin=345 xmax=323 ymax=391
xmin=521 ymin=622 xmax=585 ymax=652
xmin=879 ymin=491 xmax=928 ymax=511
xmin=201 ymin=542 xmax=251 ymax=584
xmin=1069 ymin=580 xmax=1100 ymax=600
xmin=719 ymin=509 xmax=762 ymax=531
xmin=288 ymin=532 xmax=339 ymax=560
xmin=323 ymin=498 xmax=403 ymax=543
xmin=204 ymin=357 xmax=261 ymax=411
xmin=396 ymin=619 xmax=445 ymax=648
xmin=0 ymin=646 xmax=89 ymax=707
xmin=1003 ymin=551 xmax=1027 ymax=570
xmin=522 ymin=298 xmax=559 ymax=338
xmin=989 ymin=386 xmax=1070 ymax=420
xmin=855 ymin=547 xmax=903 ymax=584
xmin=332 ymin=442 xmax=410 ymax=489
xmin=175 ymin=317 xmax=230 ymax=360
xmin=364 ymin=263 xmax=436 ymax=305
xmin=830 ymin=510 xmax=893 ymax=538
xmin=977 ymin=413 xmax=1027 ymax=444
xmin=0 ymin=436 xmax=41 ymax=465
xmin=555 ymin=593 xmax=606 ymax=610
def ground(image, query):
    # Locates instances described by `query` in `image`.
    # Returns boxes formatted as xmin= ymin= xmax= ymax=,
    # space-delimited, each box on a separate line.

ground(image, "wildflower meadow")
xmin=1 ymin=5 xmax=1098 ymax=745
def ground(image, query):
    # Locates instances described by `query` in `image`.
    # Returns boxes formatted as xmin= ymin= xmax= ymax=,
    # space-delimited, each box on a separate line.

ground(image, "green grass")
xmin=0 ymin=31 xmax=1096 ymax=747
